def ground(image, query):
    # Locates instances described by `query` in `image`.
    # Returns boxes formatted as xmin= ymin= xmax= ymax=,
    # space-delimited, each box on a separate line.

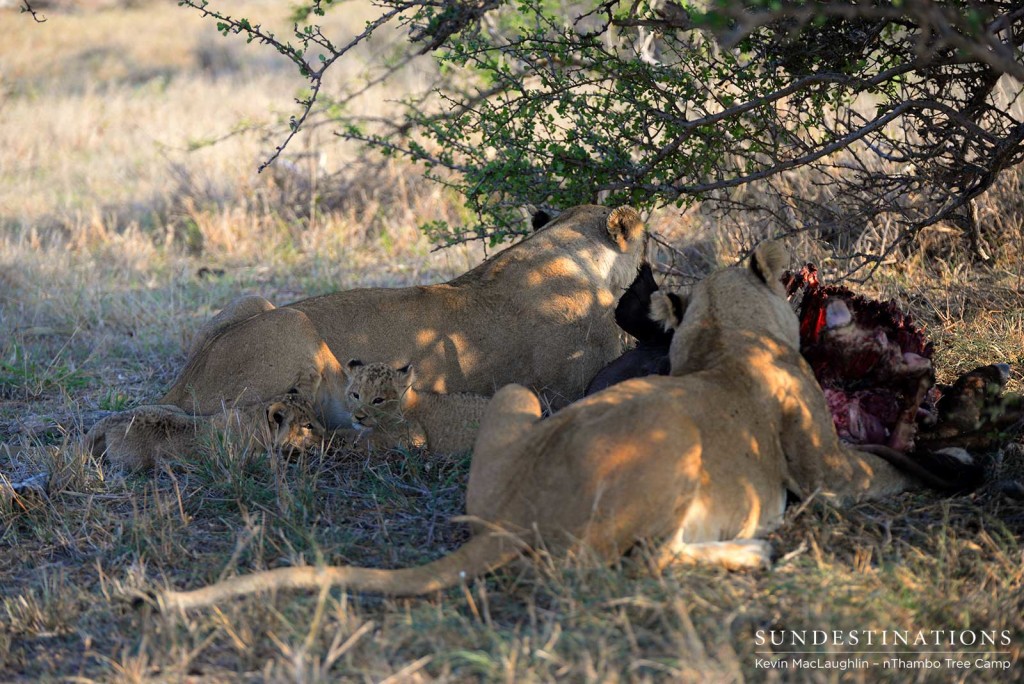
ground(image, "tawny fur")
xmin=345 ymin=360 xmax=488 ymax=454
xmin=160 ymin=241 xmax=959 ymax=610
xmin=160 ymin=205 xmax=647 ymax=428
xmin=86 ymin=395 xmax=324 ymax=472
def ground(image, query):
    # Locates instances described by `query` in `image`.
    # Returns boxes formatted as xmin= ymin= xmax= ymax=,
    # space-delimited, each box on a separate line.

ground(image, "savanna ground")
xmin=2 ymin=2 xmax=1024 ymax=681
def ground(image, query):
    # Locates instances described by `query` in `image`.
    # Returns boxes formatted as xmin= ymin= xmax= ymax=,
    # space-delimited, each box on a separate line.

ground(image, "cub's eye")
xmin=350 ymin=392 xmax=360 ymax=400
xmin=372 ymin=398 xmax=384 ymax=405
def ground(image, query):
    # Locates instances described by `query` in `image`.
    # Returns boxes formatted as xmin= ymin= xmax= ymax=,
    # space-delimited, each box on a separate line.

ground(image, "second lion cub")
xmin=345 ymin=360 xmax=488 ymax=454
xmin=85 ymin=394 xmax=324 ymax=472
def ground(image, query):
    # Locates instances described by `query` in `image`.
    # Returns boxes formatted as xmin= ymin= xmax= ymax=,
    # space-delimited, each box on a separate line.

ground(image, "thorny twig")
xmin=20 ymin=0 xmax=46 ymax=22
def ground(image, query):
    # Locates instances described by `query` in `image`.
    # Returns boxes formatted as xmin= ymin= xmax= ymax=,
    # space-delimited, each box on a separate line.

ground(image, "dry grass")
xmin=1 ymin=2 xmax=1023 ymax=681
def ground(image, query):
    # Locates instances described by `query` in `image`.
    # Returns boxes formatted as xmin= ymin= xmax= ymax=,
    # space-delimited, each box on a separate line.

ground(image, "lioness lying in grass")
xmin=161 ymin=205 xmax=648 ymax=428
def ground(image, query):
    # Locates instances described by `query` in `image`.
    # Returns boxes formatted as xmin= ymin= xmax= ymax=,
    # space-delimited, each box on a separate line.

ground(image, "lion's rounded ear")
xmin=347 ymin=359 xmax=364 ymax=370
xmin=750 ymin=241 xmax=789 ymax=286
xmin=649 ymin=291 xmax=688 ymax=331
xmin=606 ymin=206 xmax=645 ymax=251
xmin=268 ymin=402 xmax=290 ymax=430
xmin=396 ymin=363 xmax=415 ymax=382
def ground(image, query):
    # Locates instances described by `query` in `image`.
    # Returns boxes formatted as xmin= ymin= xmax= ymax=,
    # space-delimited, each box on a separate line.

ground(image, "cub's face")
xmin=265 ymin=395 xmax=325 ymax=452
xmin=345 ymin=360 xmax=413 ymax=430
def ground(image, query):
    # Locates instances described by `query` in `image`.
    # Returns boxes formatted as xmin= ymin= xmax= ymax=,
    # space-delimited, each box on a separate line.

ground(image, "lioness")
xmin=160 ymin=205 xmax=647 ymax=427
xmin=345 ymin=359 xmax=488 ymax=454
xmin=159 ymin=242 xmax=971 ymax=609
xmin=86 ymin=394 xmax=323 ymax=472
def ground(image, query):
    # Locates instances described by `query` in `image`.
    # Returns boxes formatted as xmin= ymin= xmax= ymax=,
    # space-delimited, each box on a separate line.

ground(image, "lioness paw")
xmin=926 ymin=447 xmax=985 ymax=492
xmin=715 ymin=539 xmax=774 ymax=571
xmin=667 ymin=539 xmax=774 ymax=572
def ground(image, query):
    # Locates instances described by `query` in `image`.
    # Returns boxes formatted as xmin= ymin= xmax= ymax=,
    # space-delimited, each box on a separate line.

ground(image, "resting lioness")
xmin=86 ymin=394 xmax=324 ymax=472
xmin=159 ymin=242 xmax=973 ymax=609
xmin=344 ymin=359 xmax=489 ymax=454
xmin=160 ymin=205 xmax=647 ymax=427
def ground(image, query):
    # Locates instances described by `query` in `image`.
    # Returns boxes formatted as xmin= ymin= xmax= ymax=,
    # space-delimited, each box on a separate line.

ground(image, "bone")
xmin=824 ymin=299 xmax=852 ymax=329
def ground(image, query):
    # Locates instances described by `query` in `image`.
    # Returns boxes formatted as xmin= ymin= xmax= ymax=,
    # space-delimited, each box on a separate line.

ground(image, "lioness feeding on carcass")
xmin=591 ymin=260 xmax=1018 ymax=467
xmin=158 ymin=241 xmax=976 ymax=611
xmin=160 ymin=205 xmax=647 ymax=429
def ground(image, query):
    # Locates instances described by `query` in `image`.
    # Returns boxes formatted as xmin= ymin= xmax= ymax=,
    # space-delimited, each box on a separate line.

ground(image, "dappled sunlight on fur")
xmin=159 ymin=205 xmax=647 ymax=429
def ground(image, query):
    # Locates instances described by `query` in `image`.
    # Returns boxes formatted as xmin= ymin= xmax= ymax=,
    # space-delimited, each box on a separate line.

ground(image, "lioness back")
xmin=285 ymin=205 xmax=646 ymax=406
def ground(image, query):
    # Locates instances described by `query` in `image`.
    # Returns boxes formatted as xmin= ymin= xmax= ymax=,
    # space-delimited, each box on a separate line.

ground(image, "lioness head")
xmin=651 ymin=240 xmax=797 ymax=375
xmin=264 ymin=393 xmax=325 ymax=452
xmin=345 ymin=359 xmax=414 ymax=430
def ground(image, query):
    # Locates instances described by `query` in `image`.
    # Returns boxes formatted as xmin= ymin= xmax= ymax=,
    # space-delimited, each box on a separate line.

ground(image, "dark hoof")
xmin=916 ymin=447 xmax=986 ymax=493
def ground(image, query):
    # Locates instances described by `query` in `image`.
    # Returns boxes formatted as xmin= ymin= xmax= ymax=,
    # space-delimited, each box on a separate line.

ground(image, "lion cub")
xmin=85 ymin=394 xmax=324 ymax=472
xmin=345 ymin=360 xmax=488 ymax=454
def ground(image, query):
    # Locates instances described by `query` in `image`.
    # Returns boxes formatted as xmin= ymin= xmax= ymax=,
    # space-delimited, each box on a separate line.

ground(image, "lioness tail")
xmin=159 ymin=533 xmax=518 ymax=611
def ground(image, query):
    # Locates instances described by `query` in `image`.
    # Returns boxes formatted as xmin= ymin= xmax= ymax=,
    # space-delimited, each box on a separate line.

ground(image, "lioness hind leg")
xmin=659 ymin=539 xmax=774 ymax=572
xmin=466 ymin=384 xmax=542 ymax=516
xmin=472 ymin=384 xmax=542 ymax=458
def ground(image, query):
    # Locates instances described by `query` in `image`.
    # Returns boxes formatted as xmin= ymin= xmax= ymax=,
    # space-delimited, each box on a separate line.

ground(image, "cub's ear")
xmin=395 ymin=363 xmax=415 ymax=383
xmin=749 ymin=241 xmax=789 ymax=287
xmin=606 ymin=206 xmax=645 ymax=252
xmin=649 ymin=291 xmax=689 ymax=331
xmin=347 ymin=359 xmax=364 ymax=370
xmin=268 ymin=402 xmax=290 ymax=431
